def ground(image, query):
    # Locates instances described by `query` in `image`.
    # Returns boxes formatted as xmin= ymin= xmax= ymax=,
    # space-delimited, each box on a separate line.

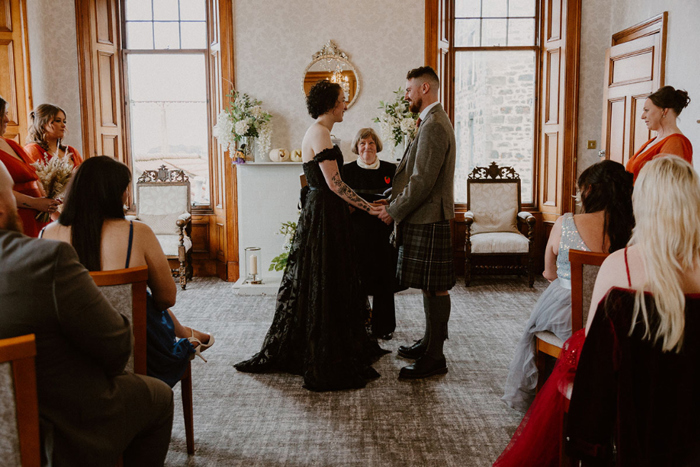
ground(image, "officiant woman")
xmin=0 ymin=95 xmax=59 ymax=237
xmin=343 ymin=127 xmax=399 ymax=340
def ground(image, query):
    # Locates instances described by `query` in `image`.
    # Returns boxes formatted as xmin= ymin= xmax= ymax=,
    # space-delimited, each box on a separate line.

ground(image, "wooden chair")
xmin=0 ymin=334 xmax=40 ymax=467
xmin=464 ymin=162 xmax=536 ymax=287
xmin=90 ymin=267 xmax=195 ymax=455
xmin=534 ymin=250 xmax=608 ymax=391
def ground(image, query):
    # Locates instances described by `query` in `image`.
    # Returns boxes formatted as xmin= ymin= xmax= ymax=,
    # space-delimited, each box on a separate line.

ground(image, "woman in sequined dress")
xmin=501 ymin=160 xmax=634 ymax=413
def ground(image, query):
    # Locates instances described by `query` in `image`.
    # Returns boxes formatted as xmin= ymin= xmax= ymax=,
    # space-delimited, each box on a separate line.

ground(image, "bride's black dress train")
xmin=234 ymin=146 xmax=389 ymax=391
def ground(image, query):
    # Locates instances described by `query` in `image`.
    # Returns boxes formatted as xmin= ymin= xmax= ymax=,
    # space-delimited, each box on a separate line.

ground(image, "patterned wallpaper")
xmin=575 ymin=0 xmax=612 ymax=176
xmin=25 ymin=0 xmax=83 ymax=154
xmin=233 ymin=0 xmax=425 ymax=162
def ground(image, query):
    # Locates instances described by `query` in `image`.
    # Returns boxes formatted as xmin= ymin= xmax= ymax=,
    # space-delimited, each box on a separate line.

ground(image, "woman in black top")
xmin=342 ymin=128 xmax=399 ymax=339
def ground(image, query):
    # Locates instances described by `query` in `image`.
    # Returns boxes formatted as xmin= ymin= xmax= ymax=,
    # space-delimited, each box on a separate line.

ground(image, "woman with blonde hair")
xmin=25 ymin=103 xmax=83 ymax=167
xmin=566 ymin=155 xmax=700 ymax=465
xmin=0 ymin=95 xmax=60 ymax=236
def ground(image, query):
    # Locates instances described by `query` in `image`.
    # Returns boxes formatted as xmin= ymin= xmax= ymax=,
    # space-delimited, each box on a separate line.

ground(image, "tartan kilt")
xmin=397 ymin=220 xmax=455 ymax=291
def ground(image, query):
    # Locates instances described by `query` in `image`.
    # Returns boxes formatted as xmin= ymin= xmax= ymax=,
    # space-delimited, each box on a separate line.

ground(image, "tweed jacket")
xmin=386 ymin=103 xmax=456 ymax=225
xmin=0 ymin=230 xmax=147 ymax=464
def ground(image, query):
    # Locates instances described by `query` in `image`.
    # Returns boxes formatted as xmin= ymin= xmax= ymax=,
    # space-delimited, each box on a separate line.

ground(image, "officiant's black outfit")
xmin=343 ymin=160 xmax=399 ymax=339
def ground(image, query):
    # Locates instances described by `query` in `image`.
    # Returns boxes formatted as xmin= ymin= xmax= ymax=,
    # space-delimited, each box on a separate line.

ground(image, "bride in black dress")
xmin=235 ymin=80 xmax=389 ymax=391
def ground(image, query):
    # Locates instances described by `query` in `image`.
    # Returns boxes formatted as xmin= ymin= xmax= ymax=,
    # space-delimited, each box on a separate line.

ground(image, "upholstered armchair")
xmin=136 ymin=166 xmax=193 ymax=289
xmin=464 ymin=162 xmax=536 ymax=287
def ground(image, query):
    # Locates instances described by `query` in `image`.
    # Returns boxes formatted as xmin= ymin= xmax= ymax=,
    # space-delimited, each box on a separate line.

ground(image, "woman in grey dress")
xmin=502 ymin=160 xmax=634 ymax=412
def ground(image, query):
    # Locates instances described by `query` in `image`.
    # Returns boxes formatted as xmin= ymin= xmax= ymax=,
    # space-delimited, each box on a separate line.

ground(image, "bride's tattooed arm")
xmin=331 ymin=173 xmax=372 ymax=213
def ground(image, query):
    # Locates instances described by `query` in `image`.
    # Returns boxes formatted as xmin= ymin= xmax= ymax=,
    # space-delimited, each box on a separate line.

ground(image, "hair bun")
xmin=676 ymin=89 xmax=691 ymax=109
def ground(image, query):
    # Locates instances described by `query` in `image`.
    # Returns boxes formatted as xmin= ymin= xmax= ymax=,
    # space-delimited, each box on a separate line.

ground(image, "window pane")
xmin=154 ymin=22 xmax=180 ymax=49
xmin=179 ymin=0 xmax=206 ymax=21
xmin=153 ymin=0 xmax=179 ymax=20
xmin=127 ymin=54 xmax=210 ymax=206
xmin=125 ymin=0 xmax=152 ymax=21
xmin=508 ymin=18 xmax=535 ymax=46
xmin=482 ymin=19 xmax=507 ymax=46
xmin=453 ymin=51 xmax=536 ymax=204
xmin=482 ymin=0 xmax=507 ymax=17
xmin=126 ymin=22 xmax=154 ymax=49
xmin=454 ymin=19 xmax=481 ymax=47
xmin=509 ymin=0 xmax=536 ymax=17
xmin=455 ymin=0 xmax=480 ymax=17
xmin=181 ymin=21 xmax=206 ymax=49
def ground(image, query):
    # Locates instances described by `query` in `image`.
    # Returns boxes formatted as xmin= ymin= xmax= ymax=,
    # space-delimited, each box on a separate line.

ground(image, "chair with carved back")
xmin=90 ymin=266 xmax=195 ymax=456
xmin=136 ymin=165 xmax=193 ymax=290
xmin=0 ymin=334 xmax=40 ymax=467
xmin=534 ymin=250 xmax=608 ymax=391
xmin=464 ymin=162 xmax=536 ymax=287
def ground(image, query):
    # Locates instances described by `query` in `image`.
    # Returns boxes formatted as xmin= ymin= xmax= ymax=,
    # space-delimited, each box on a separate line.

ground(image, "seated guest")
xmin=566 ymin=156 xmax=700 ymax=465
xmin=626 ymin=86 xmax=692 ymax=181
xmin=502 ymin=160 xmax=634 ymax=412
xmin=343 ymin=127 xmax=398 ymax=339
xmin=0 ymin=160 xmax=173 ymax=466
xmin=0 ymin=95 xmax=59 ymax=236
xmin=42 ymin=156 xmax=214 ymax=387
xmin=24 ymin=103 xmax=83 ymax=167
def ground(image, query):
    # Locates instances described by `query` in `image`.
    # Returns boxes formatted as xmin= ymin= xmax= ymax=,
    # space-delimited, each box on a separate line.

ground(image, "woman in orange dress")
xmin=0 ymin=96 xmax=60 ymax=237
xmin=24 ymin=103 xmax=83 ymax=167
xmin=626 ymin=86 xmax=692 ymax=181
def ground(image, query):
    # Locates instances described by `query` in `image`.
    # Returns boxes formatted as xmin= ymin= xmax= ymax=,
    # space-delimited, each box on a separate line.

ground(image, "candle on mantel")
xmin=249 ymin=254 xmax=258 ymax=276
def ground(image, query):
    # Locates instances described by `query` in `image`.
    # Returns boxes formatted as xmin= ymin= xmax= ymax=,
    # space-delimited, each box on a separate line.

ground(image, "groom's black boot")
xmin=399 ymin=295 xmax=450 ymax=379
xmin=398 ymin=295 xmax=431 ymax=359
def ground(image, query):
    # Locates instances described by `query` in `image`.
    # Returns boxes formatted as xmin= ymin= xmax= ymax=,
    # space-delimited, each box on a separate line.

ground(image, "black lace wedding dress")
xmin=234 ymin=146 xmax=389 ymax=391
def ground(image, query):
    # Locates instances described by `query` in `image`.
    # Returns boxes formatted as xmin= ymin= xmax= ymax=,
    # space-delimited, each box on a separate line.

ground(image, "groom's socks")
xmin=425 ymin=295 xmax=451 ymax=360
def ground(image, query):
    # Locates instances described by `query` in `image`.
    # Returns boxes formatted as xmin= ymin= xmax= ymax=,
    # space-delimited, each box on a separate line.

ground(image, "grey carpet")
xmin=164 ymin=276 xmax=547 ymax=466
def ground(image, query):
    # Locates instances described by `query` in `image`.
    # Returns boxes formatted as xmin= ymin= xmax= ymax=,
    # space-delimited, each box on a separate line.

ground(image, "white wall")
xmin=576 ymin=0 xmax=700 ymax=174
xmin=25 ymin=0 xmax=83 ymax=153
xmin=234 ymin=0 xmax=425 ymax=273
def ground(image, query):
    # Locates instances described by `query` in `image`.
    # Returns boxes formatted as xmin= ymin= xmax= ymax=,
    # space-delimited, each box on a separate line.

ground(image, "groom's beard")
xmin=409 ymin=97 xmax=422 ymax=114
xmin=2 ymin=209 xmax=24 ymax=234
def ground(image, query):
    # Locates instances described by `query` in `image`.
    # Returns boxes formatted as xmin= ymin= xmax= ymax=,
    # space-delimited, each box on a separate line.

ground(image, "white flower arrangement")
xmin=374 ymin=88 xmax=419 ymax=150
xmin=213 ymin=91 xmax=273 ymax=163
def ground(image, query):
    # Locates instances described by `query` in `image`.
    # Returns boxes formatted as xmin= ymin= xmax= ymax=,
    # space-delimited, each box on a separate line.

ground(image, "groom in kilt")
xmin=377 ymin=66 xmax=456 ymax=378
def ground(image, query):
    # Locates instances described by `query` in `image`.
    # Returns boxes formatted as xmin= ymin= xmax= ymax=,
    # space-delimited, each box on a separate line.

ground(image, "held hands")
xmin=368 ymin=205 xmax=383 ymax=217
xmin=375 ymin=204 xmax=393 ymax=225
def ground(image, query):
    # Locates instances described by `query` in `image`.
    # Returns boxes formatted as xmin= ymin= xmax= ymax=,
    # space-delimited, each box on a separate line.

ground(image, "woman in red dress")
xmin=24 ymin=103 xmax=83 ymax=167
xmin=0 ymin=96 xmax=60 ymax=237
xmin=626 ymin=86 xmax=692 ymax=181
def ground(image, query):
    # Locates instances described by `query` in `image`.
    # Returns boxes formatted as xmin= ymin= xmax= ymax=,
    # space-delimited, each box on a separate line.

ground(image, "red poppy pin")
xmin=384 ymin=176 xmax=391 ymax=184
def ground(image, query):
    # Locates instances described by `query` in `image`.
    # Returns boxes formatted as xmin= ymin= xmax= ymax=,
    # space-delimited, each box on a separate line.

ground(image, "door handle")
xmin=598 ymin=150 xmax=606 ymax=159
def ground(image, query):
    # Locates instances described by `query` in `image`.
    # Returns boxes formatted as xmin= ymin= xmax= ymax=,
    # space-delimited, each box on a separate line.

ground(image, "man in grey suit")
xmin=377 ymin=66 xmax=456 ymax=379
xmin=0 ymin=160 xmax=173 ymax=466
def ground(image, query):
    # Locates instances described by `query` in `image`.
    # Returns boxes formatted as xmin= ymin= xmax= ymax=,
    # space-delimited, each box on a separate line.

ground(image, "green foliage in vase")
xmin=373 ymin=88 xmax=419 ymax=147
xmin=269 ymin=220 xmax=298 ymax=272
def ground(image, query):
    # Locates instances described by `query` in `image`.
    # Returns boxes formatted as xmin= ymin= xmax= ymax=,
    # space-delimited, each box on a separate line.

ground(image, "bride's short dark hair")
xmin=306 ymin=80 xmax=342 ymax=119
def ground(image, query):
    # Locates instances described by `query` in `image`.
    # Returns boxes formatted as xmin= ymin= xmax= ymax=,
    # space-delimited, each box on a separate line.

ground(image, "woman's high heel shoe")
xmin=188 ymin=330 xmax=215 ymax=363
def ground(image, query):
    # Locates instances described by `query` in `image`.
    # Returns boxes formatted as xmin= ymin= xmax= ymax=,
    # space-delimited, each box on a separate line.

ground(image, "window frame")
xmin=447 ymin=0 xmax=542 ymax=210
xmin=119 ymin=0 xmax=215 ymax=214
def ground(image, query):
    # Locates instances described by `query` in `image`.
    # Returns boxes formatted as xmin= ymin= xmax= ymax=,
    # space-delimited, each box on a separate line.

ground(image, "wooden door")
xmin=538 ymin=0 xmax=581 ymax=221
xmin=0 ymin=0 xmax=31 ymax=143
xmin=601 ymin=14 xmax=666 ymax=166
xmin=75 ymin=0 xmax=125 ymax=162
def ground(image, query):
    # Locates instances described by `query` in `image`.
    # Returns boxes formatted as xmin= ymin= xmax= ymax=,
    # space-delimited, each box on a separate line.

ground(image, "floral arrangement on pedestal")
xmin=213 ymin=90 xmax=273 ymax=164
xmin=374 ymin=87 xmax=419 ymax=156
xmin=31 ymin=156 xmax=74 ymax=222
xmin=268 ymin=220 xmax=297 ymax=272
